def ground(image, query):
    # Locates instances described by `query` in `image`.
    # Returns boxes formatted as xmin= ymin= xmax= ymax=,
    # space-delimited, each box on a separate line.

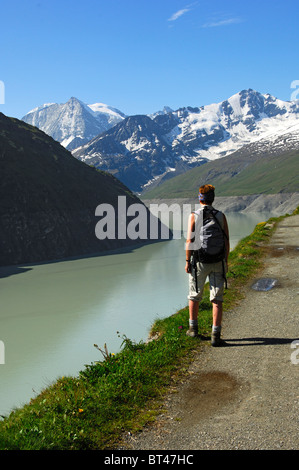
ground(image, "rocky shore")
xmin=143 ymin=192 xmax=299 ymax=215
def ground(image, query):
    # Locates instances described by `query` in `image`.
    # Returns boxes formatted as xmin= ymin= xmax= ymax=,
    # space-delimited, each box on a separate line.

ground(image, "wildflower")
xmin=78 ymin=408 xmax=84 ymax=413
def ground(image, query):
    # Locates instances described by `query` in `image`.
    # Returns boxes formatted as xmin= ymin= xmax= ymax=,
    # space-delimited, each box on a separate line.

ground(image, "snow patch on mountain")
xmin=27 ymin=103 xmax=56 ymax=114
xmin=22 ymin=97 xmax=126 ymax=150
xmin=88 ymin=102 xmax=126 ymax=121
xmin=155 ymin=90 xmax=299 ymax=162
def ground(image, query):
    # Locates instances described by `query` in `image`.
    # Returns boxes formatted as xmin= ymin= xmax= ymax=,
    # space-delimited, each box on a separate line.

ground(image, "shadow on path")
xmin=224 ymin=337 xmax=296 ymax=347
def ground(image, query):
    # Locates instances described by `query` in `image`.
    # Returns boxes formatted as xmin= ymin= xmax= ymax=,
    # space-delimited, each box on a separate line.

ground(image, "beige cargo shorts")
xmin=188 ymin=261 xmax=226 ymax=302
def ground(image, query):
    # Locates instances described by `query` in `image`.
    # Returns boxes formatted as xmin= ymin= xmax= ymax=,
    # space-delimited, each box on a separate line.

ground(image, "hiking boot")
xmin=211 ymin=331 xmax=226 ymax=347
xmin=186 ymin=326 xmax=198 ymax=338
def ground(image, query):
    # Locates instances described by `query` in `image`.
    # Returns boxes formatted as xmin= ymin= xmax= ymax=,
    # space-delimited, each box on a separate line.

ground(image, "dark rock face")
xmin=0 ymin=113 xmax=164 ymax=266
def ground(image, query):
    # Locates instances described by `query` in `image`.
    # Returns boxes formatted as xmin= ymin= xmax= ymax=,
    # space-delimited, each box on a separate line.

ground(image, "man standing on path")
xmin=185 ymin=184 xmax=230 ymax=346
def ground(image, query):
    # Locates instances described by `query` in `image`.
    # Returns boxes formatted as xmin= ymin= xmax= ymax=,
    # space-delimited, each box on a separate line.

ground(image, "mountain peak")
xmin=22 ymin=98 xmax=125 ymax=150
xmin=67 ymin=96 xmax=82 ymax=103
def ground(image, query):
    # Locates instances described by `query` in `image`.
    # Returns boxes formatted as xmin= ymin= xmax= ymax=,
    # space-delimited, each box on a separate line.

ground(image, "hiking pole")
xmin=190 ymin=253 xmax=198 ymax=293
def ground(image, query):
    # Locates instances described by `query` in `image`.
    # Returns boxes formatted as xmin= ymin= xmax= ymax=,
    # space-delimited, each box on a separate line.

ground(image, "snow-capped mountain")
xmin=73 ymin=89 xmax=299 ymax=192
xmin=163 ymin=88 xmax=299 ymax=162
xmin=22 ymin=89 xmax=299 ymax=192
xmin=22 ymin=97 xmax=126 ymax=150
xmin=73 ymin=114 xmax=199 ymax=193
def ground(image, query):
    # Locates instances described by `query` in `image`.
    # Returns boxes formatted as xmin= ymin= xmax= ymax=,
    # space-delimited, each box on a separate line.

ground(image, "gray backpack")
xmin=193 ymin=206 xmax=227 ymax=264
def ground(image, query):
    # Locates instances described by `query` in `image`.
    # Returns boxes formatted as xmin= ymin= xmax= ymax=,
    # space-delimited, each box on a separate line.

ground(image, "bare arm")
xmin=185 ymin=213 xmax=195 ymax=273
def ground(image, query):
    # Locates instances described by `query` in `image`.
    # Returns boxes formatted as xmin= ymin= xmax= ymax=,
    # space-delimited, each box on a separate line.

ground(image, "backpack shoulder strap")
xmin=209 ymin=210 xmax=228 ymax=240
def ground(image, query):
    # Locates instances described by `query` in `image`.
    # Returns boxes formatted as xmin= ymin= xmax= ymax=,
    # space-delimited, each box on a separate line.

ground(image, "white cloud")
xmin=202 ymin=17 xmax=243 ymax=28
xmin=168 ymin=8 xmax=191 ymax=22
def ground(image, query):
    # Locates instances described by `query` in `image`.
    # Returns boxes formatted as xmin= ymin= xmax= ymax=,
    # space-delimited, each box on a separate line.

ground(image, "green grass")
xmin=142 ymin=149 xmax=299 ymax=199
xmin=0 ymin=208 xmax=296 ymax=450
xmin=0 ymin=322 xmax=209 ymax=450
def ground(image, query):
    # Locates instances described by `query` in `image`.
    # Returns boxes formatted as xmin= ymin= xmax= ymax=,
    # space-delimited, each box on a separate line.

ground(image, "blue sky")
xmin=1 ymin=0 xmax=299 ymax=119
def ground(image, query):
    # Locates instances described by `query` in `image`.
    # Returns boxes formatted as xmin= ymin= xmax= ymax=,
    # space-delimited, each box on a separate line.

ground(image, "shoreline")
xmin=142 ymin=192 xmax=299 ymax=215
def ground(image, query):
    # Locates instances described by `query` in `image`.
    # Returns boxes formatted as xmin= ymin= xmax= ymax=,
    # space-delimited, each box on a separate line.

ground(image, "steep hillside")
xmin=141 ymin=136 xmax=299 ymax=199
xmin=0 ymin=113 xmax=159 ymax=266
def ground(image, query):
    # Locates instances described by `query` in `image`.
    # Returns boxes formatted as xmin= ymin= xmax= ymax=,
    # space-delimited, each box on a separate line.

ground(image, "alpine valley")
xmin=22 ymin=89 xmax=299 ymax=194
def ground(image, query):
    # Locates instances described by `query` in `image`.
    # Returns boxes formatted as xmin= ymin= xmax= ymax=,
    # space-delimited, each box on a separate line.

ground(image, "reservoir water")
xmin=0 ymin=211 xmax=275 ymax=416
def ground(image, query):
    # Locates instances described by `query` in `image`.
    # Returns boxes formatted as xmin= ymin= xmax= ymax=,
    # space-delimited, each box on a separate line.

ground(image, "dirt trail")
xmin=124 ymin=215 xmax=299 ymax=450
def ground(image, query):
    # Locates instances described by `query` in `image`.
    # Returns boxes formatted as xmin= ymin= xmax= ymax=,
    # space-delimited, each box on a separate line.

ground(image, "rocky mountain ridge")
xmin=22 ymin=90 xmax=299 ymax=193
xmin=73 ymin=89 xmax=299 ymax=192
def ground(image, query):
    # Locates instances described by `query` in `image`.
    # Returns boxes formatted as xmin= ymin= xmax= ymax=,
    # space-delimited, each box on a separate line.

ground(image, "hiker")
xmin=185 ymin=184 xmax=230 ymax=346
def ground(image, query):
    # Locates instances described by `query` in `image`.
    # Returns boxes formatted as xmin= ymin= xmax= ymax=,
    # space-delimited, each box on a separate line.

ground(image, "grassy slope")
xmin=1 ymin=207 xmax=298 ymax=450
xmin=141 ymin=149 xmax=299 ymax=199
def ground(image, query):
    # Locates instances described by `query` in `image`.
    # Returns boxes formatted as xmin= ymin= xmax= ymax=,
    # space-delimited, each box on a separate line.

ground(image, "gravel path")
xmin=124 ymin=215 xmax=299 ymax=451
